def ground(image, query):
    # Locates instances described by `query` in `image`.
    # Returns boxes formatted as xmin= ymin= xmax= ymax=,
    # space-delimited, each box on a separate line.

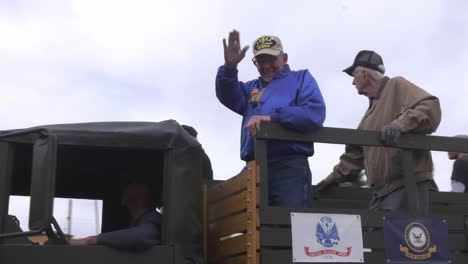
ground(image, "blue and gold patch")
xmin=254 ymin=36 xmax=277 ymax=51
xmin=400 ymin=222 xmax=436 ymax=260
xmin=383 ymin=217 xmax=450 ymax=263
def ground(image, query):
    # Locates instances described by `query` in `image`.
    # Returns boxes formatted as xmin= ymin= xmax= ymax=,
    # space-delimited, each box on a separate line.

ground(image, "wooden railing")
xmin=206 ymin=124 xmax=468 ymax=264
xmin=204 ymin=161 xmax=260 ymax=264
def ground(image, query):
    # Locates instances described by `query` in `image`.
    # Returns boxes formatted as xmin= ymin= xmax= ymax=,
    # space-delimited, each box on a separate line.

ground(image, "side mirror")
xmin=29 ymin=134 xmax=57 ymax=231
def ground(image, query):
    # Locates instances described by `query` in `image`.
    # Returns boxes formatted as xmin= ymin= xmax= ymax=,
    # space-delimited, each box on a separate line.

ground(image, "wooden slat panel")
xmin=255 ymin=187 xmax=259 ymax=206
xmin=209 ymin=213 xmax=248 ymax=240
xmin=209 ymin=210 xmax=260 ymax=238
xmin=208 ymin=172 xmax=248 ymax=204
xmin=215 ymin=233 xmax=248 ymax=259
xmin=246 ymin=161 xmax=260 ymax=183
xmin=209 ymin=253 xmax=260 ymax=264
xmin=246 ymin=164 xmax=259 ymax=264
xmin=212 ymin=193 xmax=247 ymax=221
xmin=209 ymin=231 xmax=260 ymax=262
xmin=215 ymin=254 xmax=246 ymax=264
xmin=206 ymin=162 xmax=260 ymax=264
xmin=256 ymin=230 xmax=260 ymax=250
xmin=209 ymin=191 xmax=248 ymax=221
xmin=207 ymin=164 xmax=259 ymax=204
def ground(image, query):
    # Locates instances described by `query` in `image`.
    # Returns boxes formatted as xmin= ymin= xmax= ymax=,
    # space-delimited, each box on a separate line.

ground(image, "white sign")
xmin=291 ymin=213 xmax=364 ymax=263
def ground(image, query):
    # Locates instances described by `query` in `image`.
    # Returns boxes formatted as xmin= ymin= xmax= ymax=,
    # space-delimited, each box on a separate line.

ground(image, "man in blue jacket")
xmin=69 ymin=183 xmax=161 ymax=251
xmin=216 ymin=30 xmax=326 ymax=208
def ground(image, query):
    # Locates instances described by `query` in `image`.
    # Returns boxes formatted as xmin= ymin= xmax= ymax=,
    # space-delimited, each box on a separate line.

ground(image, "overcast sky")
xmin=2 ymin=0 xmax=467 ymax=237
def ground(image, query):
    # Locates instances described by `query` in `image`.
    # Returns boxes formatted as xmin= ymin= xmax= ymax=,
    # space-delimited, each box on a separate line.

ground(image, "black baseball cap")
xmin=343 ymin=50 xmax=385 ymax=76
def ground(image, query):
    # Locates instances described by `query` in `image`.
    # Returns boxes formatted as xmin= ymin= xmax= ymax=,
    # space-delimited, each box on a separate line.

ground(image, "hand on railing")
xmin=380 ymin=123 xmax=403 ymax=146
xmin=316 ymin=173 xmax=340 ymax=192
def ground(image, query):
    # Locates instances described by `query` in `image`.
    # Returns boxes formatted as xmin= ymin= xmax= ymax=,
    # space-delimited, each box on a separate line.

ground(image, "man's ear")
xmin=283 ymin=53 xmax=288 ymax=63
xmin=362 ymin=69 xmax=368 ymax=80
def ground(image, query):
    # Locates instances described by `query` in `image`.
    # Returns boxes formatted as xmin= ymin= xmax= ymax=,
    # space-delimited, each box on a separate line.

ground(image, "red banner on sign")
xmin=304 ymin=246 xmax=352 ymax=257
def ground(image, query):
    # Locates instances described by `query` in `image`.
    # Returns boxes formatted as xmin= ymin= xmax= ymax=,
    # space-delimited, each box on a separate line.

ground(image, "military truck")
xmin=0 ymin=121 xmax=209 ymax=264
xmin=1 ymin=120 xmax=468 ymax=264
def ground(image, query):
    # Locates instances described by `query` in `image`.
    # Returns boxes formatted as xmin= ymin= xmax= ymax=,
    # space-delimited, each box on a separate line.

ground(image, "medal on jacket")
xmin=249 ymin=87 xmax=266 ymax=107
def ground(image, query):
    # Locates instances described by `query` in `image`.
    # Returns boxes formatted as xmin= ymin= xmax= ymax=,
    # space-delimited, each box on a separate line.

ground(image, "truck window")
xmin=8 ymin=196 xmax=103 ymax=239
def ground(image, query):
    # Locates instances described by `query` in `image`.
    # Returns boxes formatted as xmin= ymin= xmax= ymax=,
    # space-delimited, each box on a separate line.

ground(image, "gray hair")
xmin=355 ymin=66 xmax=385 ymax=81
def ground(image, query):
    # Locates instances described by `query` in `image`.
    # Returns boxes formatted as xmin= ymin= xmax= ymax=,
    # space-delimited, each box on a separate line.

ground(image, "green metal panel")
xmin=260 ymin=206 xmax=468 ymax=230
xmin=0 ymin=142 xmax=14 ymax=236
xmin=261 ymin=249 xmax=468 ymax=264
xmin=257 ymin=123 xmax=468 ymax=153
xmin=260 ymin=226 xmax=468 ymax=250
xmin=0 ymin=245 xmax=174 ymax=264
xmin=29 ymin=135 xmax=57 ymax=231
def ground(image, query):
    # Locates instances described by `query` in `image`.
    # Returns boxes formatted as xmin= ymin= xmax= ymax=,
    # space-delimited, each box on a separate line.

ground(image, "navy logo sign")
xmin=384 ymin=217 xmax=449 ymax=263
xmin=400 ymin=222 xmax=436 ymax=260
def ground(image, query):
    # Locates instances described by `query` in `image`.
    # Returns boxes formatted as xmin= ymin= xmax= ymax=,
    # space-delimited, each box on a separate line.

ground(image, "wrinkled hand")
xmin=316 ymin=173 xmax=340 ymax=192
xmin=69 ymin=236 xmax=97 ymax=246
xmin=246 ymin=115 xmax=271 ymax=136
xmin=381 ymin=123 xmax=403 ymax=145
xmin=223 ymin=30 xmax=249 ymax=69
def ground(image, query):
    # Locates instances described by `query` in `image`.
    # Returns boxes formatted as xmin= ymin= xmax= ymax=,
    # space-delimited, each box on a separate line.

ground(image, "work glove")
xmin=381 ymin=123 xmax=403 ymax=146
xmin=316 ymin=173 xmax=340 ymax=192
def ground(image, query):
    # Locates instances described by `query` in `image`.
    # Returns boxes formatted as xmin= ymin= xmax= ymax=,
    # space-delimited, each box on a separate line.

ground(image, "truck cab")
xmin=0 ymin=120 xmax=211 ymax=264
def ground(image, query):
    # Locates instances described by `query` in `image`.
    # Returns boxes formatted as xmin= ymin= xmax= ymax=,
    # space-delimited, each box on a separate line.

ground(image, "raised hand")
xmin=223 ymin=30 xmax=249 ymax=69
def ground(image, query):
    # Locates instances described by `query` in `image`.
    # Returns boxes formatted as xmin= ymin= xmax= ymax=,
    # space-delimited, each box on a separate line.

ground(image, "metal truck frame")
xmin=205 ymin=123 xmax=468 ymax=264
xmin=2 ymin=121 xmax=468 ymax=263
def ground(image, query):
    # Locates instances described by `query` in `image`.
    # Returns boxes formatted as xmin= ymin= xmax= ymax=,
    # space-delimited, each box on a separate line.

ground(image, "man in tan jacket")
xmin=317 ymin=50 xmax=441 ymax=215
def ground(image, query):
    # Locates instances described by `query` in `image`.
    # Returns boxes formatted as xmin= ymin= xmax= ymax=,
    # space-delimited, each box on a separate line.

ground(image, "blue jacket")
xmin=216 ymin=64 xmax=326 ymax=161
xmin=97 ymin=210 xmax=161 ymax=251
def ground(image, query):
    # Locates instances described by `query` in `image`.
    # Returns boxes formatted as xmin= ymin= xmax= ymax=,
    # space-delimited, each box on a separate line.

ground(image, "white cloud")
xmin=1 ymin=1 xmax=467 ymax=234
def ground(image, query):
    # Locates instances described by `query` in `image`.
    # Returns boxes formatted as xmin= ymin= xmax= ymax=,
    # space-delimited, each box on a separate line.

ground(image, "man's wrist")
xmin=86 ymin=236 xmax=98 ymax=245
xmin=224 ymin=62 xmax=238 ymax=70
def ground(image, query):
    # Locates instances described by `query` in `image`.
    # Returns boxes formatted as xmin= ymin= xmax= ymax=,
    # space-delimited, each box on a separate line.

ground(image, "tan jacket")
xmin=330 ymin=76 xmax=441 ymax=197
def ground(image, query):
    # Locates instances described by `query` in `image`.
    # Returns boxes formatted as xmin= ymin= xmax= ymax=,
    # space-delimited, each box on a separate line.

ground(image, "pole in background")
xmin=94 ymin=200 xmax=100 ymax=234
xmin=67 ymin=199 xmax=73 ymax=235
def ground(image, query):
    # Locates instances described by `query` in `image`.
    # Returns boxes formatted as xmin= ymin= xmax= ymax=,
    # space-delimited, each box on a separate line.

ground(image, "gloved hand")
xmin=316 ymin=173 xmax=340 ymax=192
xmin=381 ymin=123 xmax=403 ymax=146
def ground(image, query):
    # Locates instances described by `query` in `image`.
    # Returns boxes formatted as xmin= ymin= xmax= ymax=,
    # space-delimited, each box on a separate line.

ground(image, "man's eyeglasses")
xmin=252 ymin=55 xmax=280 ymax=66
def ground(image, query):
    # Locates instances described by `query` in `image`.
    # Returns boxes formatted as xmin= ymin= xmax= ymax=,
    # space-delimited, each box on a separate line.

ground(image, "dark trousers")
xmin=368 ymin=180 xmax=437 ymax=215
xmin=267 ymin=156 xmax=312 ymax=208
